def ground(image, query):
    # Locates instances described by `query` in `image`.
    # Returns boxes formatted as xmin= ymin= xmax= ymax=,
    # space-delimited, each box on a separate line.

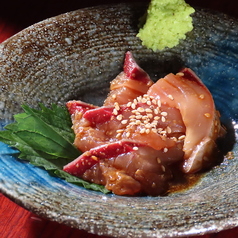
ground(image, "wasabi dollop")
xmin=137 ymin=0 xmax=195 ymax=51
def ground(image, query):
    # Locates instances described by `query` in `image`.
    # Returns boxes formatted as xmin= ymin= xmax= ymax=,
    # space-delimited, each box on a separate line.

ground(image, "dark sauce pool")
xmin=168 ymin=168 xmax=204 ymax=194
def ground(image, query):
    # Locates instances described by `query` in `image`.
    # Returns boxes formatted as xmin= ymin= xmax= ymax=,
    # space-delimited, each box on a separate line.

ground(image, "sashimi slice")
xmin=71 ymin=95 xmax=186 ymax=153
xmin=123 ymin=51 xmax=151 ymax=83
xmin=63 ymin=140 xmax=139 ymax=176
xmin=147 ymin=68 xmax=224 ymax=173
xmin=64 ymin=140 xmax=173 ymax=196
xmin=104 ymin=51 xmax=154 ymax=105
xmin=66 ymin=100 xmax=97 ymax=115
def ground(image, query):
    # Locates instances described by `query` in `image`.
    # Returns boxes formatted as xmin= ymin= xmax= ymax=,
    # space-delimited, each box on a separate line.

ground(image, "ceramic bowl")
xmin=0 ymin=3 xmax=238 ymax=238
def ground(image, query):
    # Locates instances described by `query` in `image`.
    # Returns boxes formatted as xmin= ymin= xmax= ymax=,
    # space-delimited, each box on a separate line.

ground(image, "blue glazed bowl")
xmin=0 ymin=3 xmax=238 ymax=238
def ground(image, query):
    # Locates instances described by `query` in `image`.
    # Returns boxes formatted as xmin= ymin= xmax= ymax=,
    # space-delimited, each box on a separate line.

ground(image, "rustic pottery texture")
xmin=0 ymin=3 xmax=238 ymax=238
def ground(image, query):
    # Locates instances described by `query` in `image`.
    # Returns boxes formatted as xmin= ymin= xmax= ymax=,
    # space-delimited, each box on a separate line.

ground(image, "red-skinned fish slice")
xmin=83 ymin=107 xmax=114 ymax=126
xmin=72 ymin=97 xmax=186 ymax=152
xmin=63 ymin=141 xmax=141 ymax=177
xmin=104 ymin=51 xmax=154 ymax=105
xmin=123 ymin=51 xmax=152 ymax=83
xmin=66 ymin=100 xmax=97 ymax=115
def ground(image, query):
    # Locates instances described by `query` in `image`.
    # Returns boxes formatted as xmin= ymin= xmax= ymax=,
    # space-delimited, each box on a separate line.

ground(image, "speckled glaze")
xmin=0 ymin=3 xmax=238 ymax=238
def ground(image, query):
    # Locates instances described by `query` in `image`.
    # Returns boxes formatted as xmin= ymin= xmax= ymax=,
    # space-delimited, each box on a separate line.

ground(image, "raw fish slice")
xmin=104 ymin=51 xmax=154 ymax=105
xmin=64 ymin=140 xmax=173 ymax=196
xmin=147 ymin=68 xmax=224 ymax=173
xmin=115 ymin=102 xmax=186 ymax=151
xmin=63 ymin=140 xmax=138 ymax=176
xmin=66 ymin=100 xmax=97 ymax=115
xmin=123 ymin=51 xmax=151 ymax=83
xmin=70 ymin=96 xmax=186 ymax=153
xmin=66 ymin=101 xmax=108 ymax=151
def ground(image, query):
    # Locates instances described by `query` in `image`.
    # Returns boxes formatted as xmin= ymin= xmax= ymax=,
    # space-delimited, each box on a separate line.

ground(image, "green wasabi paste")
xmin=137 ymin=0 xmax=195 ymax=51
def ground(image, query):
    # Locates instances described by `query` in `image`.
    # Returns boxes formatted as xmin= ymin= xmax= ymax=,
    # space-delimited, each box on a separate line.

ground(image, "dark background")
xmin=1 ymin=0 xmax=237 ymax=29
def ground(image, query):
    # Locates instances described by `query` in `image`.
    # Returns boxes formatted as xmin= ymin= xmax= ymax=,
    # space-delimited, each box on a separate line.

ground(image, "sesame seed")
xmin=141 ymin=98 xmax=147 ymax=103
xmin=133 ymin=146 xmax=139 ymax=150
xmin=199 ymin=94 xmax=205 ymax=99
xmin=135 ymin=115 xmax=142 ymax=119
xmin=161 ymin=111 xmax=168 ymax=117
xmin=163 ymin=148 xmax=168 ymax=153
xmin=127 ymin=102 xmax=132 ymax=107
xmin=116 ymin=133 xmax=121 ymax=138
xmin=151 ymin=128 xmax=157 ymax=133
xmin=161 ymin=116 xmax=166 ymax=122
xmin=147 ymin=113 xmax=153 ymax=119
xmin=138 ymin=107 xmax=145 ymax=113
xmin=166 ymin=126 xmax=172 ymax=134
xmin=137 ymin=96 xmax=142 ymax=102
xmin=152 ymin=99 xmax=157 ymax=105
xmin=176 ymin=72 xmax=184 ymax=77
xmin=145 ymin=129 xmax=150 ymax=134
xmin=204 ymin=113 xmax=211 ymax=118
xmin=91 ymin=156 xmax=98 ymax=161
xmin=168 ymin=94 xmax=174 ymax=100
xmin=128 ymin=121 xmax=136 ymax=126
xmin=126 ymin=132 xmax=130 ymax=137
xmin=131 ymin=103 xmax=136 ymax=109
xmin=116 ymin=114 xmax=123 ymax=120
xmin=178 ymin=135 xmax=186 ymax=140
xmin=140 ymin=128 xmax=146 ymax=134
xmin=121 ymin=119 xmax=128 ymax=124
xmin=112 ymin=94 xmax=117 ymax=99
xmin=161 ymin=165 xmax=166 ymax=172
xmin=154 ymin=108 xmax=159 ymax=114
xmin=132 ymin=110 xmax=138 ymax=114
xmin=145 ymin=108 xmax=153 ymax=113
xmin=116 ymin=129 xmax=124 ymax=133
xmin=145 ymin=124 xmax=152 ymax=129
xmin=113 ymin=108 xmax=118 ymax=115
xmin=142 ymin=115 xmax=148 ymax=120
xmin=129 ymin=120 xmax=136 ymax=125
xmin=114 ymin=102 xmax=120 ymax=111
xmin=157 ymin=158 xmax=161 ymax=163
xmin=151 ymin=120 xmax=158 ymax=126
xmin=157 ymin=100 xmax=161 ymax=107
xmin=147 ymin=100 xmax=152 ymax=106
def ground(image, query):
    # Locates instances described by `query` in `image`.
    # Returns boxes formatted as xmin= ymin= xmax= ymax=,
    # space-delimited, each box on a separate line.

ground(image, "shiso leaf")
xmin=0 ymin=104 xmax=110 ymax=194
